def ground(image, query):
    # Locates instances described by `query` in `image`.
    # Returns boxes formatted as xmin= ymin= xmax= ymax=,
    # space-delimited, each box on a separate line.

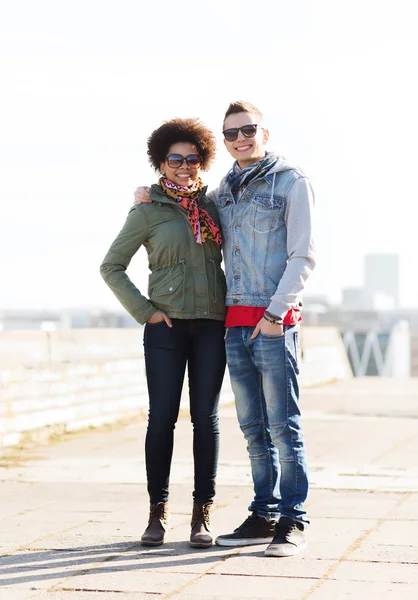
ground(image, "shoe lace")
xmin=276 ymin=518 xmax=302 ymax=540
xmin=234 ymin=512 xmax=258 ymax=533
xmin=191 ymin=503 xmax=211 ymax=528
xmin=150 ymin=502 xmax=167 ymax=522
xmin=201 ymin=505 xmax=210 ymax=524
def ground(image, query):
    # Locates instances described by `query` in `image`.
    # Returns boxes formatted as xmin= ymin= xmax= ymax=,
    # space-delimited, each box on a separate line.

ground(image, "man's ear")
xmin=262 ymin=128 xmax=270 ymax=144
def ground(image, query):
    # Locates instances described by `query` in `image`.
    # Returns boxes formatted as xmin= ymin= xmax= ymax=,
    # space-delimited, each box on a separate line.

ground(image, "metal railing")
xmin=342 ymin=321 xmax=410 ymax=377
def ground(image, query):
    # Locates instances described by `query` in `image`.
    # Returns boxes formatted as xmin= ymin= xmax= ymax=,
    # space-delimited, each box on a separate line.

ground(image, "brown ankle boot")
xmin=141 ymin=502 xmax=168 ymax=546
xmin=189 ymin=502 xmax=213 ymax=548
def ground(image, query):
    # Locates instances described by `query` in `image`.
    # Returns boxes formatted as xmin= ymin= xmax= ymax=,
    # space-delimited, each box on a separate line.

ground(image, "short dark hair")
xmin=147 ymin=118 xmax=216 ymax=172
xmin=223 ymin=101 xmax=264 ymax=128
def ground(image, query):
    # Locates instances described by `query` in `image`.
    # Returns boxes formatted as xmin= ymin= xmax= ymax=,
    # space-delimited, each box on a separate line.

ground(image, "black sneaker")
xmin=264 ymin=516 xmax=307 ymax=557
xmin=215 ymin=512 xmax=276 ymax=547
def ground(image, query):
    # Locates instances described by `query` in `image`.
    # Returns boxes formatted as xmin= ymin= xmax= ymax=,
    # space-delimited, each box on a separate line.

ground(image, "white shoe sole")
xmin=215 ymin=536 xmax=273 ymax=547
xmin=265 ymin=540 xmax=307 ymax=557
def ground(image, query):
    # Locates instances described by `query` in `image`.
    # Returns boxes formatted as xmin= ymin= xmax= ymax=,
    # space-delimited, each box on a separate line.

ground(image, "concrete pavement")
xmin=1 ymin=377 xmax=417 ymax=599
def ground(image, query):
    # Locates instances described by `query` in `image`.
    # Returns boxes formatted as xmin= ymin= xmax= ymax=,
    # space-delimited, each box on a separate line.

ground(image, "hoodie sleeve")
xmin=267 ymin=177 xmax=316 ymax=319
xmin=100 ymin=207 xmax=157 ymax=325
xmin=206 ymin=175 xmax=228 ymax=205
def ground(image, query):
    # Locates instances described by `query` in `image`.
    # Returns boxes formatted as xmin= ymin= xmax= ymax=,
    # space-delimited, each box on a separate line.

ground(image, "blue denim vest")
xmin=215 ymin=167 xmax=304 ymax=307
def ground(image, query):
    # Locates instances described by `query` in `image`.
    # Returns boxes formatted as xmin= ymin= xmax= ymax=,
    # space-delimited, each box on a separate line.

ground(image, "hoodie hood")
xmin=224 ymin=152 xmax=305 ymax=202
xmin=265 ymin=154 xmax=306 ymax=177
xmin=262 ymin=155 xmax=306 ymax=206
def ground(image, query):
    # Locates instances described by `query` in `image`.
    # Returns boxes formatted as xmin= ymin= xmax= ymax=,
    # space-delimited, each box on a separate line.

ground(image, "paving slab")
xmin=307 ymin=580 xmax=418 ymax=599
xmin=211 ymin=553 xmax=335 ymax=579
xmin=52 ymin=569 xmax=197 ymax=594
xmin=304 ymin=490 xmax=403 ymax=519
xmin=299 ymin=517 xmax=378 ymax=560
xmin=330 ymin=560 xmax=418 ymax=583
xmin=349 ymin=519 xmax=418 ymax=563
xmin=0 ymin=377 xmax=417 ymax=599
xmin=169 ymin=572 xmax=316 ymax=599
xmin=0 ymin=591 xmax=42 ymax=600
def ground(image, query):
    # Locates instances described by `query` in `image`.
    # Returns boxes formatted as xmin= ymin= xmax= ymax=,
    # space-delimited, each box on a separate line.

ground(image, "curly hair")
xmin=147 ymin=118 xmax=216 ymax=172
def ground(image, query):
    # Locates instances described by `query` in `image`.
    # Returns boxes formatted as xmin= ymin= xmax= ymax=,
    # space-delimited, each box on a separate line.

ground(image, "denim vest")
xmin=215 ymin=168 xmax=304 ymax=307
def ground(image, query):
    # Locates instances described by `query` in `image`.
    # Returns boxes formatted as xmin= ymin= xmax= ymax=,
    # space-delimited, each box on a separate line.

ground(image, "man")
xmin=208 ymin=101 xmax=315 ymax=557
xmin=134 ymin=101 xmax=315 ymax=557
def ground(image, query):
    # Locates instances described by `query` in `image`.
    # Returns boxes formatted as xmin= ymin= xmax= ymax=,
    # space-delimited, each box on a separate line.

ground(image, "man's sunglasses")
xmin=222 ymin=123 xmax=261 ymax=142
xmin=165 ymin=154 xmax=202 ymax=168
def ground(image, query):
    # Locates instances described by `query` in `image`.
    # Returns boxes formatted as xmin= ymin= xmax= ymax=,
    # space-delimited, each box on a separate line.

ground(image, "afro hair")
xmin=147 ymin=117 xmax=216 ymax=172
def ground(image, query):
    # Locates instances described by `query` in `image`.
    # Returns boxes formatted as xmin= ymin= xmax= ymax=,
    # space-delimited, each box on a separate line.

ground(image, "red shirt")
xmin=225 ymin=306 xmax=302 ymax=328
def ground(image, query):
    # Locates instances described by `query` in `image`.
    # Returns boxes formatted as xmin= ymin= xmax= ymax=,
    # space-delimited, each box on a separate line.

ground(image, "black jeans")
xmin=143 ymin=318 xmax=226 ymax=505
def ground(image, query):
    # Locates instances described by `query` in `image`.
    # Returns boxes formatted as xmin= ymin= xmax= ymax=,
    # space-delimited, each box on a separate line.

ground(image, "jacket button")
xmin=233 ymin=299 xmax=239 ymax=304
xmin=169 ymin=287 xmax=174 ymax=292
xmin=234 ymin=275 xmax=240 ymax=280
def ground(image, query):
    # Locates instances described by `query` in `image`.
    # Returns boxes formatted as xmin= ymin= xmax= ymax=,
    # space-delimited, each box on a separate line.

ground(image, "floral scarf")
xmin=158 ymin=177 xmax=222 ymax=246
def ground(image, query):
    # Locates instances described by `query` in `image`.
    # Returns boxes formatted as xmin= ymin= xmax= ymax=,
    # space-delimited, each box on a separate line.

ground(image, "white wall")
xmin=0 ymin=327 xmax=352 ymax=448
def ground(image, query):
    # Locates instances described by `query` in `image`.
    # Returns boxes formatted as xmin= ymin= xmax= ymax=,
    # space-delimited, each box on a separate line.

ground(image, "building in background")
xmin=341 ymin=287 xmax=364 ymax=311
xmin=3 ymin=253 xmax=416 ymax=375
xmin=334 ymin=254 xmax=400 ymax=312
xmin=363 ymin=253 xmax=400 ymax=310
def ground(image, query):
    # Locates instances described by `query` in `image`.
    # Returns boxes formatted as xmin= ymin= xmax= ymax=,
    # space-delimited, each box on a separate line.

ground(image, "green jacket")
xmin=100 ymin=185 xmax=226 ymax=325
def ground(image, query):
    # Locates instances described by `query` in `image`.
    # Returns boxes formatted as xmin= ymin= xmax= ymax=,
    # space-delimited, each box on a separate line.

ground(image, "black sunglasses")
xmin=222 ymin=123 xmax=261 ymax=142
xmin=165 ymin=153 xmax=202 ymax=168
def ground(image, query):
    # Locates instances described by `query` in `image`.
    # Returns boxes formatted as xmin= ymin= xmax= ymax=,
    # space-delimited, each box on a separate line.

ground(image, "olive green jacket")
xmin=100 ymin=185 xmax=226 ymax=325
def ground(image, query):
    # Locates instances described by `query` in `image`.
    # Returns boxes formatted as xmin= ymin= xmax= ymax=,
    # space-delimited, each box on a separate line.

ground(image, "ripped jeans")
xmin=225 ymin=324 xmax=309 ymax=523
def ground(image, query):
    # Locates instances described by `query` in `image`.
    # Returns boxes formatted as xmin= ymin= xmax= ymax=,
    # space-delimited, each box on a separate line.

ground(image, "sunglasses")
xmin=165 ymin=153 xmax=202 ymax=168
xmin=222 ymin=123 xmax=261 ymax=142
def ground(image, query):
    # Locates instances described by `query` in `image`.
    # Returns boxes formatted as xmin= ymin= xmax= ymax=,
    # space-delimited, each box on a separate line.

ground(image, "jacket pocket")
xmin=252 ymin=195 xmax=284 ymax=233
xmin=153 ymin=270 xmax=184 ymax=296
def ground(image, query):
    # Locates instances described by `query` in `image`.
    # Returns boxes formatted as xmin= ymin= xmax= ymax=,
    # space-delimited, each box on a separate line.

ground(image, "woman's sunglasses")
xmin=222 ymin=123 xmax=261 ymax=142
xmin=165 ymin=154 xmax=202 ymax=168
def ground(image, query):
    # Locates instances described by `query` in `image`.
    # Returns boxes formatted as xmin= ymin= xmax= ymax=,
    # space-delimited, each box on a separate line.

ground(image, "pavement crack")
xmin=57 ymin=588 xmax=161 ymax=595
xmin=301 ymin=492 xmax=412 ymax=599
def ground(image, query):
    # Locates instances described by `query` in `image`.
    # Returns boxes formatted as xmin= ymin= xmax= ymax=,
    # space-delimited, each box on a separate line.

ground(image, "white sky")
xmin=1 ymin=0 xmax=417 ymax=311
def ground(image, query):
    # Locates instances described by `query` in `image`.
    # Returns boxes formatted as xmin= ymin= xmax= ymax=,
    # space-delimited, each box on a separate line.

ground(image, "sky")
xmin=1 ymin=0 xmax=417 ymax=312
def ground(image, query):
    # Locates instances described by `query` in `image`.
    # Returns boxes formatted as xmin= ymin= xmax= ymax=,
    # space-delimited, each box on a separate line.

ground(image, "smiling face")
xmin=160 ymin=142 xmax=201 ymax=187
xmin=223 ymin=111 xmax=269 ymax=168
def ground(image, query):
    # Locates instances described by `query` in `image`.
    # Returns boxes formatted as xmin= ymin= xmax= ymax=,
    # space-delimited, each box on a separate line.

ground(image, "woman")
xmin=100 ymin=118 xmax=226 ymax=548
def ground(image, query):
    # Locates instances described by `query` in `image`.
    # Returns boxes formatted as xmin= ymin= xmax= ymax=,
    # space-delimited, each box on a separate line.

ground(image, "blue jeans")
xmin=144 ymin=319 xmax=226 ymax=506
xmin=225 ymin=324 xmax=309 ymax=523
